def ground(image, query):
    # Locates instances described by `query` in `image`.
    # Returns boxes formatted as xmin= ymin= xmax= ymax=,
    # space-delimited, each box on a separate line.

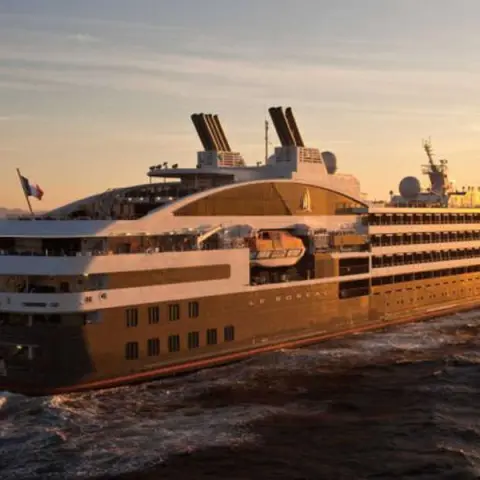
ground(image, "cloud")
xmin=1 ymin=23 xmax=480 ymax=98
xmin=67 ymin=33 xmax=99 ymax=44
xmin=0 ymin=114 xmax=37 ymax=122
xmin=2 ymin=8 xmax=480 ymax=113
xmin=2 ymin=9 xmax=480 ymax=129
xmin=0 ymin=79 xmax=62 ymax=92
xmin=1 ymin=48 xmax=480 ymax=114
xmin=0 ymin=12 xmax=187 ymax=35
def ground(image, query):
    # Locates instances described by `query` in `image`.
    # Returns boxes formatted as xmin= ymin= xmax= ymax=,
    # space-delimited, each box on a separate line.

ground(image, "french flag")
xmin=20 ymin=175 xmax=44 ymax=200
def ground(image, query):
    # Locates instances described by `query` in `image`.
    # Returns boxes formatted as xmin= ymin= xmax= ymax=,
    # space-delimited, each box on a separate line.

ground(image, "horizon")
xmin=2 ymin=0 xmax=480 ymax=210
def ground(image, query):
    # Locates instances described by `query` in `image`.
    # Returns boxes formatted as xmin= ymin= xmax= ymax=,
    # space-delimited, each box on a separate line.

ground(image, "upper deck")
xmin=3 ymin=107 xmax=480 ymax=281
xmin=367 ymin=208 xmax=480 ymax=236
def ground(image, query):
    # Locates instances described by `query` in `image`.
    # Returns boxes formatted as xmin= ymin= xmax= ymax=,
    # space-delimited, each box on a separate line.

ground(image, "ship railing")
xmin=0 ymin=242 xmax=249 ymax=258
xmin=386 ymin=201 xmax=448 ymax=208
xmin=219 ymin=238 xmax=247 ymax=249
xmin=314 ymin=244 xmax=370 ymax=253
xmin=249 ymin=248 xmax=304 ymax=260
xmin=335 ymin=207 xmax=369 ymax=215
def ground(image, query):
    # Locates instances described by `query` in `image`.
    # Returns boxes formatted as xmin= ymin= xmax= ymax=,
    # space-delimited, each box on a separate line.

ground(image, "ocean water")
xmin=1 ymin=312 xmax=480 ymax=480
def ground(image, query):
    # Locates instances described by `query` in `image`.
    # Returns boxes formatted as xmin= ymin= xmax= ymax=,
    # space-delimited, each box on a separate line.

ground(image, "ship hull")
xmin=0 ymin=307 xmax=469 ymax=397
xmin=2 ymin=269 xmax=480 ymax=397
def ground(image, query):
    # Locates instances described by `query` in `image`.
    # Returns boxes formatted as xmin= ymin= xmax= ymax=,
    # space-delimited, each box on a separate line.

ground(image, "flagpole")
xmin=16 ymin=168 xmax=35 ymax=218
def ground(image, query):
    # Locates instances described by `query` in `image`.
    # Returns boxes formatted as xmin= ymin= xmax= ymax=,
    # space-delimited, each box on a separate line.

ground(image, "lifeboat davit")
xmin=248 ymin=230 xmax=306 ymax=268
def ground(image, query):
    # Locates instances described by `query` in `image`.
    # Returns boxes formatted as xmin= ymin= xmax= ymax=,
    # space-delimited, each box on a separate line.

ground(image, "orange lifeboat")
xmin=247 ymin=230 xmax=306 ymax=268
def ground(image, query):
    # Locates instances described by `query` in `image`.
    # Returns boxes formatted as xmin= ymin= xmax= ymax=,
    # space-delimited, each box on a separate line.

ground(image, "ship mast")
xmin=422 ymin=137 xmax=438 ymax=173
xmin=421 ymin=137 xmax=450 ymax=199
xmin=264 ymin=119 xmax=269 ymax=163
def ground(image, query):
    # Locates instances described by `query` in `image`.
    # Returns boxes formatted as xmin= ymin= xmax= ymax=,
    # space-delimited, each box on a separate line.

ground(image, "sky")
xmin=2 ymin=0 xmax=480 ymax=209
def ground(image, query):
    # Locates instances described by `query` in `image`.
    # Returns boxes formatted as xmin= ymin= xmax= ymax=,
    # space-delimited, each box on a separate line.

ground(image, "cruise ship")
xmin=1 ymin=106 xmax=480 ymax=396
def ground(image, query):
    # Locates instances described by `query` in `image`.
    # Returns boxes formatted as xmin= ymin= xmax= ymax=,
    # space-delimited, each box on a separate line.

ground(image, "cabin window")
xmin=188 ymin=301 xmax=199 ymax=318
xmin=206 ymin=328 xmax=217 ymax=345
xmin=0 ymin=313 xmax=29 ymax=326
xmin=85 ymin=312 xmax=101 ymax=325
xmin=168 ymin=334 xmax=180 ymax=352
xmin=339 ymin=258 xmax=369 ymax=276
xmin=125 ymin=308 xmax=138 ymax=327
xmin=224 ymin=325 xmax=235 ymax=342
xmin=147 ymin=338 xmax=160 ymax=356
xmin=338 ymin=279 xmax=370 ymax=299
xmin=148 ymin=306 xmax=160 ymax=324
xmin=188 ymin=331 xmax=200 ymax=349
xmin=168 ymin=304 xmax=180 ymax=322
xmin=125 ymin=342 xmax=138 ymax=360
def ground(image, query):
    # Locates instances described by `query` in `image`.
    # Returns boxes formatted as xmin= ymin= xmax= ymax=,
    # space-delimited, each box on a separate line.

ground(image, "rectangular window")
xmin=125 ymin=308 xmax=138 ymax=327
xmin=206 ymin=328 xmax=217 ymax=345
xmin=85 ymin=311 xmax=102 ymax=325
xmin=125 ymin=341 xmax=138 ymax=360
xmin=147 ymin=338 xmax=160 ymax=356
xmin=168 ymin=304 xmax=180 ymax=322
xmin=188 ymin=331 xmax=200 ymax=349
xmin=224 ymin=325 xmax=235 ymax=342
xmin=168 ymin=334 xmax=180 ymax=352
xmin=188 ymin=301 xmax=199 ymax=318
xmin=148 ymin=306 xmax=160 ymax=324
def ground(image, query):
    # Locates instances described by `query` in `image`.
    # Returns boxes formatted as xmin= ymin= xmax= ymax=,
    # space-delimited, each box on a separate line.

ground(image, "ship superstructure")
xmin=390 ymin=138 xmax=480 ymax=208
xmin=1 ymin=107 xmax=480 ymax=395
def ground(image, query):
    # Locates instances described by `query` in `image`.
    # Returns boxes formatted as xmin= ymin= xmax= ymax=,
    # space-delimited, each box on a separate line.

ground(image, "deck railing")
xmin=0 ymin=241 xmax=247 ymax=258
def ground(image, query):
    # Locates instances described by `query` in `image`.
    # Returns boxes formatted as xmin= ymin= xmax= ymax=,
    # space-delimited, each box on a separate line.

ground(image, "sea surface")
xmin=1 ymin=312 xmax=480 ymax=480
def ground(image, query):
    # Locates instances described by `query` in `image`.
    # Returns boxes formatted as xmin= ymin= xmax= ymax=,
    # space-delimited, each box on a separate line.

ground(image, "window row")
xmin=372 ymin=264 xmax=480 ymax=286
xmin=125 ymin=301 xmax=199 ymax=327
xmin=371 ymin=231 xmax=480 ymax=247
xmin=369 ymin=212 xmax=480 ymax=226
xmin=124 ymin=325 xmax=235 ymax=359
xmin=373 ymin=248 xmax=480 ymax=268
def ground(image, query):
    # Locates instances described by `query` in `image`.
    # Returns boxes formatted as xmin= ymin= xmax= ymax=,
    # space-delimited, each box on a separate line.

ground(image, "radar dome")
xmin=321 ymin=151 xmax=337 ymax=174
xmin=399 ymin=176 xmax=421 ymax=199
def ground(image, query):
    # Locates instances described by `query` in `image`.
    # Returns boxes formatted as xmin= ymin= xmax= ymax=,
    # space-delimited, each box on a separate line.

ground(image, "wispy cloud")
xmin=0 ymin=12 xmax=188 ymax=35
xmin=0 ymin=80 xmax=60 ymax=92
xmin=67 ymin=33 xmax=99 ymax=44
xmin=2 ymin=8 xmax=480 ymax=114
xmin=1 ymin=50 xmax=480 ymax=116
xmin=0 ymin=114 xmax=37 ymax=122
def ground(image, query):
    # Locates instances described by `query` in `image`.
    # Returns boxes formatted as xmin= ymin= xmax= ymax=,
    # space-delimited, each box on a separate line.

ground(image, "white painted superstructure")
xmin=2 ymin=107 xmax=480 ymax=325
